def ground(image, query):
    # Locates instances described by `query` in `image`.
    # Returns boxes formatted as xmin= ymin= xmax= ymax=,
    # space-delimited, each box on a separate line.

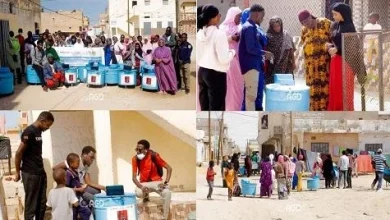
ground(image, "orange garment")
xmin=357 ymin=155 xmax=374 ymax=173
xmin=225 ymin=169 xmax=235 ymax=190
xmin=206 ymin=167 xmax=215 ymax=181
xmin=46 ymin=72 xmax=65 ymax=88
xmin=132 ymin=151 xmax=167 ymax=183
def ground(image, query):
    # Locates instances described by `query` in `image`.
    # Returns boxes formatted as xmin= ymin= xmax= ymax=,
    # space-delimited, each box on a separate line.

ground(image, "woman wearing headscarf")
xmin=274 ymin=154 xmax=288 ymax=199
xmin=299 ymin=10 xmax=332 ymax=111
xmin=266 ymin=16 xmax=296 ymax=84
xmin=244 ymin=155 xmax=252 ymax=177
xmin=197 ymin=4 xmax=236 ymax=110
xmin=152 ymin=38 xmax=178 ymax=94
xmin=260 ymin=156 xmax=273 ymax=198
xmin=327 ymin=3 xmax=366 ymax=111
xmin=295 ymin=154 xmax=306 ymax=192
xmin=323 ymin=154 xmax=334 ymax=188
xmin=219 ymin=7 xmax=244 ymax=111
xmin=286 ymin=156 xmax=296 ymax=195
xmin=313 ymin=153 xmax=323 ymax=177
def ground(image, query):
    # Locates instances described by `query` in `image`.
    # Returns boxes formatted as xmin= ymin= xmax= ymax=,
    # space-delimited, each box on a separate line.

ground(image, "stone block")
xmin=137 ymin=197 xmax=196 ymax=220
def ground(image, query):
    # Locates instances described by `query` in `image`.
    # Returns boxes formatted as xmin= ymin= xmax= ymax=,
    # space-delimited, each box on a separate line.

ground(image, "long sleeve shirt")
xmin=30 ymin=47 xmax=47 ymax=65
xmin=43 ymin=61 xmax=63 ymax=80
xmin=238 ymin=19 xmax=264 ymax=74
xmin=178 ymin=41 xmax=193 ymax=64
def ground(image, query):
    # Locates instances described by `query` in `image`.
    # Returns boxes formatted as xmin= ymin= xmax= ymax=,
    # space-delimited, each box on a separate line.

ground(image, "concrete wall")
xmin=110 ymin=111 xmax=196 ymax=192
xmin=0 ymin=0 xmax=41 ymax=33
xmin=302 ymin=132 xmax=359 ymax=157
xmin=358 ymin=133 xmax=390 ymax=153
xmin=41 ymin=11 xmax=85 ymax=33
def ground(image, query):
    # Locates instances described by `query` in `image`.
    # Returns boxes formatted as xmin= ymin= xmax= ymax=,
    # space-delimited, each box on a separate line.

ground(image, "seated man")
xmin=43 ymin=54 xmax=65 ymax=89
xmin=53 ymin=146 xmax=105 ymax=207
xmin=132 ymin=140 xmax=172 ymax=220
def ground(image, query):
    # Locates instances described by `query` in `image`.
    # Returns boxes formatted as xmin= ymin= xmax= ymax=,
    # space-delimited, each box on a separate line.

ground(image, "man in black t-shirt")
xmin=14 ymin=111 xmax=54 ymax=220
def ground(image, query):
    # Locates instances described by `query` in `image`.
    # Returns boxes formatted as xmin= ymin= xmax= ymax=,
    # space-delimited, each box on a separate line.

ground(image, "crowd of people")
xmin=13 ymin=111 xmax=174 ymax=220
xmin=6 ymin=26 xmax=193 ymax=94
xmin=206 ymin=148 xmax=389 ymax=201
xmin=197 ymin=3 xmax=378 ymax=111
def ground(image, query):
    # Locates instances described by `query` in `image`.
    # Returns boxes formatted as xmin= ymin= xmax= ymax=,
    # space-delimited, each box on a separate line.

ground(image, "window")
xmin=157 ymin=21 xmax=162 ymax=28
xmin=145 ymin=0 xmax=150 ymax=6
xmin=365 ymin=143 xmax=383 ymax=152
xmin=9 ymin=2 xmax=14 ymax=14
xmin=143 ymin=22 xmax=151 ymax=35
xmin=111 ymin=28 xmax=117 ymax=36
xmin=311 ymin=142 xmax=329 ymax=153
xmin=132 ymin=1 xmax=137 ymax=7
xmin=163 ymin=0 xmax=168 ymax=5
xmin=168 ymin=21 xmax=173 ymax=28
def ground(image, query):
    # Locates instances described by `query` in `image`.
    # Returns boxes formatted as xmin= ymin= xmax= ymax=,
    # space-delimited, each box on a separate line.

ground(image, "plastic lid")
xmin=266 ymin=84 xmax=309 ymax=91
xmin=94 ymin=192 xmax=136 ymax=198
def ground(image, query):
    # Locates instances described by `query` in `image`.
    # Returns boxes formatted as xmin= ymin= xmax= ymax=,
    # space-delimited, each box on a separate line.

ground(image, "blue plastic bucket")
xmin=141 ymin=72 xmax=158 ymax=91
xmin=265 ymin=84 xmax=310 ymax=111
xmin=87 ymin=70 xmax=105 ymax=86
xmin=94 ymin=193 xmax=137 ymax=220
xmin=0 ymin=69 xmax=14 ymax=95
xmin=105 ymin=68 xmax=120 ymax=85
xmin=119 ymin=70 xmax=137 ymax=87
xmin=307 ymin=178 xmax=319 ymax=190
xmin=274 ymin=74 xmax=294 ymax=85
xmin=26 ymin=65 xmax=41 ymax=84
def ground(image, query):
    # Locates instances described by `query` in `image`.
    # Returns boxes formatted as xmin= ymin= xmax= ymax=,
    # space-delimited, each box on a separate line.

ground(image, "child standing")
xmin=224 ymin=163 xmax=237 ymax=201
xmin=363 ymin=13 xmax=382 ymax=67
xmin=206 ymin=160 xmax=217 ymax=200
xmin=65 ymin=153 xmax=91 ymax=220
xmin=47 ymin=168 xmax=79 ymax=220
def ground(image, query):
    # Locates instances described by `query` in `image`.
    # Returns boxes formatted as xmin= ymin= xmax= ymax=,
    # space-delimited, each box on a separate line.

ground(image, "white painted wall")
xmin=358 ymin=133 xmax=390 ymax=153
xmin=133 ymin=0 xmax=176 ymax=30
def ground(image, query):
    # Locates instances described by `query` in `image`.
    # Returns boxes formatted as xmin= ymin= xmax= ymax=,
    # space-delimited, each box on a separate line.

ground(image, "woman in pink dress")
xmin=219 ymin=7 xmax=244 ymax=111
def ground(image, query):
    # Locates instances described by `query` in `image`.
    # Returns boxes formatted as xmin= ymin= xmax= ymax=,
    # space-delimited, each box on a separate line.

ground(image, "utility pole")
xmin=208 ymin=111 xmax=211 ymax=162
xmin=127 ymin=0 xmax=130 ymax=35
xmin=217 ymin=112 xmax=224 ymax=165
xmin=175 ymin=0 xmax=180 ymax=33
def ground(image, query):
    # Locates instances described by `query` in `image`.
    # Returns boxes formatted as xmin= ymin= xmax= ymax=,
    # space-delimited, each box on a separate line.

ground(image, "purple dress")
xmin=152 ymin=46 xmax=177 ymax=92
xmin=260 ymin=161 xmax=273 ymax=197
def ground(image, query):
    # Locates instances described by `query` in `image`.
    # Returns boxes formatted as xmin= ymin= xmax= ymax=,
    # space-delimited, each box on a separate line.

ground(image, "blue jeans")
xmin=372 ymin=171 xmax=384 ymax=190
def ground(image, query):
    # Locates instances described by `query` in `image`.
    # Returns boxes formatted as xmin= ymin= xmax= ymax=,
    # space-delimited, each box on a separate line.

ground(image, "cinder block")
xmin=137 ymin=198 xmax=196 ymax=220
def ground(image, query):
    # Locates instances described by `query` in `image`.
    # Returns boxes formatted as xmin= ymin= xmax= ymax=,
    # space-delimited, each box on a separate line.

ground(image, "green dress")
xmin=46 ymin=47 xmax=60 ymax=62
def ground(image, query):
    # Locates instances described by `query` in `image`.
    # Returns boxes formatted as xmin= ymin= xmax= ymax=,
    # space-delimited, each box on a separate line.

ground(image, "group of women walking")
xmin=197 ymin=2 xmax=366 ymax=111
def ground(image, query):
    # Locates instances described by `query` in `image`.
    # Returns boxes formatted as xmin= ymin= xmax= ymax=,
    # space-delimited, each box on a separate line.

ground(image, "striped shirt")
xmin=373 ymin=154 xmax=386 ymax=172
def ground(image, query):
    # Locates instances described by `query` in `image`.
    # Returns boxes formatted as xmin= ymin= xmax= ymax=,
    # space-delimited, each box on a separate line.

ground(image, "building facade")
xmin=109 ymin=0 xmax=176 ymax=37
xmin=41 ymin=10 xmax=89 ymax=33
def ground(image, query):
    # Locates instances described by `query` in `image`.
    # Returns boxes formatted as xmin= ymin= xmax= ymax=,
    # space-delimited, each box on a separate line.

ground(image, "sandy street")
xmin=0 ymin=74 xmax=195 ymax=110
xmin=197 ymin=165 xmax=390 ymax=220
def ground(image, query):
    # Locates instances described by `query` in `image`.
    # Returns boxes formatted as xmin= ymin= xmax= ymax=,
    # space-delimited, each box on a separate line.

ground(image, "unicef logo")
xmin=286 ymin=92 xmax=302 ymax=101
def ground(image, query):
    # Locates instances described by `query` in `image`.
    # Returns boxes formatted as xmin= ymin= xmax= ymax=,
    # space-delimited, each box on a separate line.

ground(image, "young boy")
xmin=363 ymin=12 xmax=382 ymax=67
xmin=65 ymin=153 xmax=91 ymax=220
xmin=206 ymin=160 xmax=217 ymax=200
xmin=47 ymin=168 xmax=79 ymax=220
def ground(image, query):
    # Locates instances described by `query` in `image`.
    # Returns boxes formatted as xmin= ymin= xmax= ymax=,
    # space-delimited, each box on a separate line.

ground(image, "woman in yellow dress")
xmin=299 ymin=10 xmax=332 ymax=111
xmin=224 ymin=163 xmax=237 ymax=201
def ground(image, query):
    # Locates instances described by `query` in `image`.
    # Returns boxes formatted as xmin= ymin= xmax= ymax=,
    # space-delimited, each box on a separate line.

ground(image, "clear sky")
xmin=42 ymin=0 xmax=107 ymax=26
xmin=0 ymin=111 xmax=19 ymax=129
xmin=197 ymin=112 xmax=259 ymax=151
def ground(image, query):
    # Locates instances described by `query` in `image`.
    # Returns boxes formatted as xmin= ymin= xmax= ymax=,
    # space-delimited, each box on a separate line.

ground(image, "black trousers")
xmin=32 ymin=64 xmax=45 ymax=86
xmin=325 ymin=177 xmax=332 ymax=188
xmin=20 ymin=51 xmax=25 ymax=74
xmin=198 ymin=67 xmax=226 ymax=111
xmin=347 ymin=168 xmax=352 ymax=188
xmin=10 ymin=67 xmax=22 ymax=84
xmin=22 ymin=172 xmax=47 ymax=220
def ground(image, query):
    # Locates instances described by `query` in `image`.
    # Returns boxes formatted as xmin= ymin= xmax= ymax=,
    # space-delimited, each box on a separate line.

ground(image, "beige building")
xmin=41 ymin=10 xmax=89 ymax=33
xmin=258 ymin=112 xmax=390 ymax=159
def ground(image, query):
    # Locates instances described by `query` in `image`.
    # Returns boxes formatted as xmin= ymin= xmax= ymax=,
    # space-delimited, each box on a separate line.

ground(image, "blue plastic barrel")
xmin=26 ymin=65 xmax=41 ymax=84
xmin=94 ymin=193 xmax=137 ymax=220
xmin=87 ymin=70 xmax=105 ymax=87
xmin=0 ymin=67 xmax=14 ymax=96
xmin=239 ymin=167 xmax=246 ymax=176
xmin=119 ymin=70 xmax=137 ymax=87
xmin=274 ymin=74 xmax=294 ymax=85
xmin=77 ymin=66 xmax=88 ymax=83
xmin=307 ymin=178 xmax=319 ymax=190
xmin=265 ymin=84 xmax=310 ymax=111
xmin=105 ymin=66 xmax=120 ymax=85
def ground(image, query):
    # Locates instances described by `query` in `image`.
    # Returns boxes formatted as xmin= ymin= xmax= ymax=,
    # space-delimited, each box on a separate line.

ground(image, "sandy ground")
xmin=197 ymin=165 xmax=390 ymax=220
xmin=0 ymin=74 xmax=195 ymax=110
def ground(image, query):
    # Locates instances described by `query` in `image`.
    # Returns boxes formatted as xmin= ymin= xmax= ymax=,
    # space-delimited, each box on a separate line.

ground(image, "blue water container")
xmin=77 ymin=66 xmax=88 ymax=83
xmin=307 ymin=178 xmax=319 ymax=190
xmin=105 ymin=65 xmax=120 ymax=85
xmin=239 ymin=167 xmax=246 ymax=176
xmin=265 ymin=84 xmax=310 ymax=111
xmin=0 ymin=67 xmax=14 ymax=96
xmin=94 ymin=193 xmax=137 ymax=220
xmin=65 ymin=68 xmax=78 ymax=85
xmin=87 ymin=70 xmax=105 ymax=87
xmin=241 ymin=179 xmax=256 ymax=196
xmin=119 ymin=70 xmax=137 ymax=87
xmin=26 ymin=65 xmax=41 ymax=84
